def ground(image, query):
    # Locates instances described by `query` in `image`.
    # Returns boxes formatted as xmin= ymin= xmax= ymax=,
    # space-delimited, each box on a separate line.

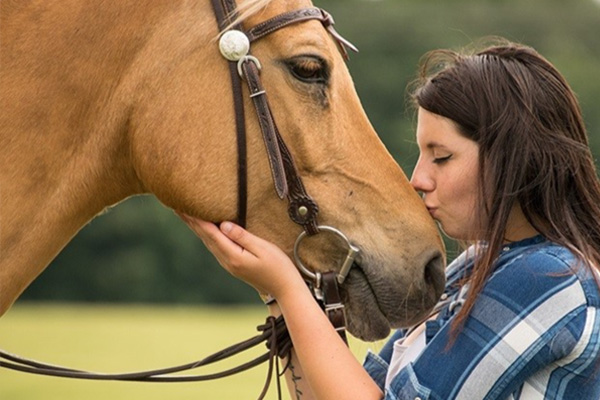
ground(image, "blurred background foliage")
xmin=20 ymin=0 xmax=600 ymax=305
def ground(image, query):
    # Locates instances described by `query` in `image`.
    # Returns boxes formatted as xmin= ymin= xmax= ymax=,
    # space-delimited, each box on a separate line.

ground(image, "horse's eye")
xmin=286 ymin=56 xmax=329 ymax=84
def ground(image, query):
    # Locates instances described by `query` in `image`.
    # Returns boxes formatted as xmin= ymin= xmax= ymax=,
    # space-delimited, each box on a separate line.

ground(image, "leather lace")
xmin=0 ymin=315 xmax=291 ymax=399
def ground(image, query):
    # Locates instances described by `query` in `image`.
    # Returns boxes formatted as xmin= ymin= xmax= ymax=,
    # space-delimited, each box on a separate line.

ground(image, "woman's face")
xmin=411 ymin=108 xmax=481 ymax=240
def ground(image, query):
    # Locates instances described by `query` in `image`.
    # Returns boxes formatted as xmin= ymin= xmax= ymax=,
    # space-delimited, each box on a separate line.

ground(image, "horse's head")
xmin=130 ymin=0 xmax=444 ymax=340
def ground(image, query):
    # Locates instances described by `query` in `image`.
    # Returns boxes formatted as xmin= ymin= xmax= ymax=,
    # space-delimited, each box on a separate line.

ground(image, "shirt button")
xmin=415 ymin=397 xmax=422 ymax=400
xmin=440 ymin=293 xmax=448 ymax=300
xmin=503 ymin=246 xmax=510 ymax=252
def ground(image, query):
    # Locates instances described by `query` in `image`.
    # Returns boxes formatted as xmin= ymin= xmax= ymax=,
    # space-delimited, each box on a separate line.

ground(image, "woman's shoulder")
xmin=500 ymin=239 xmax=575 ymax=273
xmin=444 ymin=238 xmax=573 ymax=284
xmin=445 ymin=237 xmax=600 ymax=308
xmin=491 ymin=238 xmax=600 ymax=308
xmin=497 ymin=238 xmax=596 ymax=280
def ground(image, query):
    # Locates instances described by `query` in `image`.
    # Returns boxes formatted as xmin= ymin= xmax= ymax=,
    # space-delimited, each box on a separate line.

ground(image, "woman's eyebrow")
xmin=426 ymin=141 xmax=449 ymax=150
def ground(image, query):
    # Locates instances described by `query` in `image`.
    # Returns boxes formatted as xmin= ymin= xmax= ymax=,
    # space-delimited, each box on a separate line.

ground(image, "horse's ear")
xmin=318 ymin=9 xmax=359 ymax=61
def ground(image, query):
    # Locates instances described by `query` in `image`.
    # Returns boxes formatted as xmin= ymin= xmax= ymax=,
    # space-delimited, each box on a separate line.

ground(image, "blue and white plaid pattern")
xmin=363 ymin=236 xmax=600 ymax=399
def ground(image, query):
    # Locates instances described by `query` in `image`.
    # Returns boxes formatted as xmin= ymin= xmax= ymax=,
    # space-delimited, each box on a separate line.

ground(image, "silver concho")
xmin=219 ymin=30 xmax=250 ymax=61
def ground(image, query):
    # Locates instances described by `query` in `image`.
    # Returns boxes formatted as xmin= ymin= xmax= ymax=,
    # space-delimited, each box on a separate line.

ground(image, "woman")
xmin=183 ymin=40 xmax=600 ymax=399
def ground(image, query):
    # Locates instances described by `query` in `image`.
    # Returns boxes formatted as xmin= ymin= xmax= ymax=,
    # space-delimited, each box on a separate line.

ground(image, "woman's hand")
xmin=179 ymin=215 xmax=306 ymax=300
xmin=181 ymin=215 xmax=383 ymax=400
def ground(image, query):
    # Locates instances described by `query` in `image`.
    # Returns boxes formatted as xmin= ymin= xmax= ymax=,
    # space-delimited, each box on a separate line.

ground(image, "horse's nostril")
xmin=424 ymin=253 xmax=446 ymax=298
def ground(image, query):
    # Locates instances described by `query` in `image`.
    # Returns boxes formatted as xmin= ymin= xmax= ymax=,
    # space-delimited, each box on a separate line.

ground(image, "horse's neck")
xmin=0 ymin=0 xmax=244 ymax=314
xmin=0 ymin=0 xmax=184 ymax=314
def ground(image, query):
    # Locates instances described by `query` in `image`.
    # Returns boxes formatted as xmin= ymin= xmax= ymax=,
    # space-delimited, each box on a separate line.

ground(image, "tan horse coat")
xmin=0 ymin=0 xmax=444 ymax=340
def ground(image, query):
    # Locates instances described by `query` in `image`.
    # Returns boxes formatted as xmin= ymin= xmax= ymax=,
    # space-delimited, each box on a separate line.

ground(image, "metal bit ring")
xmin=293 ymin=225 xmax=360 ymax=286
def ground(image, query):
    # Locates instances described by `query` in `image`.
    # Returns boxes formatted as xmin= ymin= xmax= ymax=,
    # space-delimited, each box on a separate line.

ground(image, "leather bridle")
xmin=213 ymin=1 xmax=357 ymax=236
xmin=0 ymin=3 xmax=360 ymax=399
xmin=211 ymin=0 xmax=361 ymax=337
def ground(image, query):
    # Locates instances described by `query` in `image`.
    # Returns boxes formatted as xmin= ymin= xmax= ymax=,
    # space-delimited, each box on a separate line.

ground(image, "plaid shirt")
xmin=363 ymin=236 xmax=600 ymax=399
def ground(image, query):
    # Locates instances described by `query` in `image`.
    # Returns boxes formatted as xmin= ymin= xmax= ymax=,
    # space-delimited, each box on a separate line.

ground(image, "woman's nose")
xmin=410 ymin=161 xmax=434 ymax=193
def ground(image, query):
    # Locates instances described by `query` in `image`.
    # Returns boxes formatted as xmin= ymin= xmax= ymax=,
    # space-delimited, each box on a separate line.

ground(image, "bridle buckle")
xmin=237 ymin=55 xmax=262 ymax=79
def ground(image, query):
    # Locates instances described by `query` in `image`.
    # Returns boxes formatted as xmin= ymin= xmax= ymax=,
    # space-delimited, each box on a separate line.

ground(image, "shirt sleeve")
xmin=381 ymin=250 xmax=590 ymax=400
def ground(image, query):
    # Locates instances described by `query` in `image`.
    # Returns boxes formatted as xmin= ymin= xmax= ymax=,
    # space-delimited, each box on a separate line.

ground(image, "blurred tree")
xmin=20 ymin=0 xmax=600 ymax=304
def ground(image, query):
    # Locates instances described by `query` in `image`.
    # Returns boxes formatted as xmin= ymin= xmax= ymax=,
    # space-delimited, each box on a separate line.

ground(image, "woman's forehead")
xmin=416 ymin=108 xmax=467 ymax=147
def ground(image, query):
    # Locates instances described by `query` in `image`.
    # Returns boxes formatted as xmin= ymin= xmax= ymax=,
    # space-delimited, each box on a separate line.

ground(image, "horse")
xmin=0 ymin=0 xmax=445 ymax=341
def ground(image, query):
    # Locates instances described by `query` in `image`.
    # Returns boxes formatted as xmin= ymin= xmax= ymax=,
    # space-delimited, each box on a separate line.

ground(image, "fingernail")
xmin=221 ymin=222 xmax=233 ymax=234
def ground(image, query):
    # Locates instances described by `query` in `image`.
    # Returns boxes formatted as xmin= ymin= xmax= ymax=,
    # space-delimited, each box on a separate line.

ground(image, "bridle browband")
xmin=0 ymin=3 xmax=360 ymax=399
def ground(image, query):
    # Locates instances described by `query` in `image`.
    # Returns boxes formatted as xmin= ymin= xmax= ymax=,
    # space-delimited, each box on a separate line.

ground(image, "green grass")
xmin=0 ymin=303 xmax=387 ymax=399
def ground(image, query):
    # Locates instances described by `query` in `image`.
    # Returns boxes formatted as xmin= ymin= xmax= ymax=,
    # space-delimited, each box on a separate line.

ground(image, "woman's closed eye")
xmin=433 ymin=154 xmax=452 ymax=164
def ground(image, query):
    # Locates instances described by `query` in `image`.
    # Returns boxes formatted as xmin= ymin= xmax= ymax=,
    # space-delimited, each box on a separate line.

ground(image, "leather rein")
xmin=0 ymin=3 xmax=359 ymax=399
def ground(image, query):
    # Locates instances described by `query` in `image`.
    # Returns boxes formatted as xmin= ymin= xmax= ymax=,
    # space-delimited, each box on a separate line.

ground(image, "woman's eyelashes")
xmin=433 ymin=154 xmax=452 ymax=164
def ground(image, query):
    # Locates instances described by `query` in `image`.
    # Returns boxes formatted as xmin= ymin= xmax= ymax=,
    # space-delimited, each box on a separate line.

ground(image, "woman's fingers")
xmin=217 ymin=221 xmax=268 ymax=256
xmin=178 ymin=213 xmax=304 ymax=298
xmin=181 ymin=216 xmax=250 ymax=261
xmin=182 ymin=216 xmax=263 ymax=258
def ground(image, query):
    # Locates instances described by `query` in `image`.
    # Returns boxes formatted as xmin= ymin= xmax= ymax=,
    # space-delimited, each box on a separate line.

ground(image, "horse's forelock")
xmin=223 ymin=0 xmax=274 ymax=32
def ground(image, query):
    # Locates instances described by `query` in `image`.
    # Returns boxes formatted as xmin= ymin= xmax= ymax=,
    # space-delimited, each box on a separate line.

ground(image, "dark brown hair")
xmin=411 ymin=39 xmax=600 ymax=331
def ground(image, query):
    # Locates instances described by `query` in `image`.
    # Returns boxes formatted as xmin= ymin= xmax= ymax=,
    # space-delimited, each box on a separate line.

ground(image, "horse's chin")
xmin=339 ymin=266 xmax=388 ymax=341
xmin=342 ymin=263 xmax=438 ymax=342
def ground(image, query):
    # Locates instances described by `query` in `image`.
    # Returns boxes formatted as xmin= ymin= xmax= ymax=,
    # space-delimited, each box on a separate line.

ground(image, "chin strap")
xmin=321 ymin=271 xmax=349 ymax=344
